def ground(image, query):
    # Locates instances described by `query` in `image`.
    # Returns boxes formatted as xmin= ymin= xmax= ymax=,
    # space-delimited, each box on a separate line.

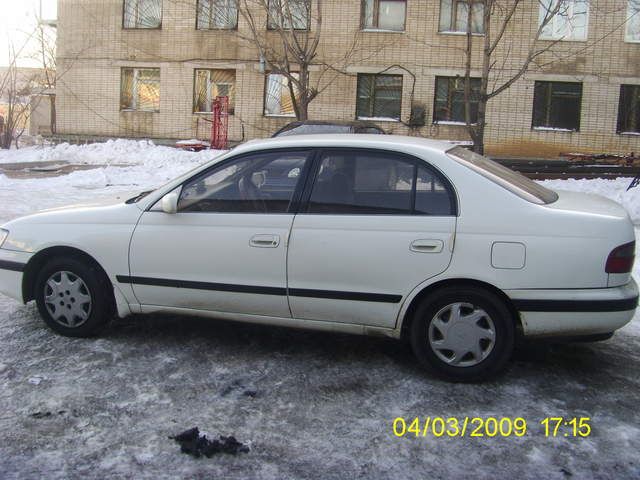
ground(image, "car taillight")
xmin=605 ymin=241 xmax=636 ymax=274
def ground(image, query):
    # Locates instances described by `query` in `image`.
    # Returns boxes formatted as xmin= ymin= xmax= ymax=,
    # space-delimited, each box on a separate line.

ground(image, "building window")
xmin=433 ymin=76 xmax=481 ymax=124
xmin=356 ymin=74 xmax=403 ymax=120
xmin=617 ymin=85 xmax=640 ymax=134
xmin=265 ymin=73 xmax=299 ymax=117
xmin=194 ymin=69 xmax=236 ymax=114
xmin=196 ymin=0 xmax=238 ymax=29
xmin=439 ymin=0 xmax=484 ymax=34
xmin=361 ymin=0 xmax=406 ymax=31
xmin=532 ymin=81 xmax=582 ymax=131
xmin=267 ymin=0 xmax=309 ymax=30
xmin=626 ymin=1 xmax=640 ymax=43
xmin=539 ymin=0 xmax=588 ymax=41
xmin=123 ymin=0 xmax=162 ymax=29
xmin=121 ymin=68 xmax=160 ymax=112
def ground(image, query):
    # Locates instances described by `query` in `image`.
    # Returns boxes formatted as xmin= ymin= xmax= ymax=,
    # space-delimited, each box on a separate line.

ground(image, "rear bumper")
xmin=506 ymin=279 xmax=638 ymax=337
xmin=0 ymin=249 xmax=31 ymax=302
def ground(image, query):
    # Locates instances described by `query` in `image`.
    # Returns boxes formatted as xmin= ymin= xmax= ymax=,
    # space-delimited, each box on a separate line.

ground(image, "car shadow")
xmin=98 ymin=312 xmax=635 ymax=384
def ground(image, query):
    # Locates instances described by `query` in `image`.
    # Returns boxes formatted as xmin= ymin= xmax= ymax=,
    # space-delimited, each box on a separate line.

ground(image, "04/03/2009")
xmin=392 ymin=417 xmax=592 ymax=438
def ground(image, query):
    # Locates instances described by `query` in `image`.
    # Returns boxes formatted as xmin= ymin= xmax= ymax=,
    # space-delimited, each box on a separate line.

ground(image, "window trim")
xmin=299 ymin=147 xmax=459 ymax=216
xmin=355 ymin=73 xmax=404 ymax=121
xmin=625 ymin=0 xmax=640 ymax=43
xmin=617 ymin=84 xmax=640 ymax=135
xmin=360 ymin=0 xmax=407 ymax=32
xmin=438 ymin=0 xmax=485 ymax=35
xmin=538 ymin=0 xmax=589 ymax=42
xmin=120 ymin=67 xmax=161 ymax=112
xmin=263 ymin=72 xmax=300 ymax=117
xmin=192 ymin=68 xmax=236 ymax=115
xmin=122 ymin=0 xmax=163 ymax=30
xmin=433 ymin=75 xmax=481 ymax=125
xmin=162 ymin=148 xmax=317 ymax=215
xmin=266 ymin=0 xmax=310 ymax=31
xmin=195 ymin=0 xmax=239 ymax=30
xmin=531 ymin=80 xmax=583 ymax=132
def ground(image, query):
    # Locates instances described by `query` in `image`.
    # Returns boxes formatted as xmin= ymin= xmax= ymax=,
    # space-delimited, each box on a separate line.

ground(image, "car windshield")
xmin=447 ymin=146 xmax=558 ymax=205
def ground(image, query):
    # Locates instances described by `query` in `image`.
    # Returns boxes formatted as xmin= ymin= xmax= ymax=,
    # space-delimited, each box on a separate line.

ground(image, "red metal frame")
xmin=211 ymin=96 xmax=229 ymax=150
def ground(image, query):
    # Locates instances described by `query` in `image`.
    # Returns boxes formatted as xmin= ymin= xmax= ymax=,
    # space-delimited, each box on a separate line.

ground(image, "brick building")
xmin=56 ymin=0 xmax=640 ymax=157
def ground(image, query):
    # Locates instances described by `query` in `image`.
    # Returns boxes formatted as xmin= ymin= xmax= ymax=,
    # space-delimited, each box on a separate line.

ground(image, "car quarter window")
xmin=415 ymin=166 xmax=457 ymax=215
xmin=306 ymin=150 xmax=456 ymax=215
xmin=177 ymin=150 xmax=310 ymax=213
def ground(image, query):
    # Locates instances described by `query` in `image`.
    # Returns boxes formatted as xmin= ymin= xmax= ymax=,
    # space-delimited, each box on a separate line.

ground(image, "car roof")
xmin=233 ymin=134 xmax=456 ymax=157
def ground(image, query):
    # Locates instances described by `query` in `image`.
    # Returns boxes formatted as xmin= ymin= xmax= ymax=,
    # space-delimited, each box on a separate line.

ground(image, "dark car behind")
xmin=272 ymin=120 xmax=387 ymax=137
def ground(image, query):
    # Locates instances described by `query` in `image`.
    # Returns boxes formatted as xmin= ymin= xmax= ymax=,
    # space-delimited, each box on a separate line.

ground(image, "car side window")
xmin=178 ymin=151 xmax=309 ymax=213
xmin=307 ymin=151 xmax=415 ymax=214
xmin=415 ymin=166 xmax=456 ymax=215
xmin=306 ymin=150 xmax=456 ymax=216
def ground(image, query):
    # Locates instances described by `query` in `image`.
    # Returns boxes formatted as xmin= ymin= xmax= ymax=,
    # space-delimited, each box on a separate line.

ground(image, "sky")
xmin=0 ymin=0 xmax=57 ymax=67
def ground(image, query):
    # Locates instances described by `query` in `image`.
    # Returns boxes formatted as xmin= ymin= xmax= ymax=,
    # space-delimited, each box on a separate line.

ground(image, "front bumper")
xmin=0 ymin=249 xmax=32 ymax=302
xmin=506 ymin=278 xmax=639 ymax=337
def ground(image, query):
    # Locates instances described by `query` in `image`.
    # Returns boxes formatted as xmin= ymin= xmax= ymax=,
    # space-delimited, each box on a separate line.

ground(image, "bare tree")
xmin=0 ymin=45 xmax=37 ymax=149
xmin=238 ymin=0 xmax=371 ymax=121
xmin=460 ymin=0 xmax=571 ymax=154
xmin=33 ymin=21 xmax=57 ymax=134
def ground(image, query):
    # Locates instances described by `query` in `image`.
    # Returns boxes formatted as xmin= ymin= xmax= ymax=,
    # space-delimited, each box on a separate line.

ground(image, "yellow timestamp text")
xmin=392 ymin=417 xmax=592 ymax=438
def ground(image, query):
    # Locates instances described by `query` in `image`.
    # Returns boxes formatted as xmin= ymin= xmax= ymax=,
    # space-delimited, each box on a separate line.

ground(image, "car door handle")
xmin=410 ymin=239 xmax=444 ymax=253
xmin=250 ymin=234 xmax=280 ymax=248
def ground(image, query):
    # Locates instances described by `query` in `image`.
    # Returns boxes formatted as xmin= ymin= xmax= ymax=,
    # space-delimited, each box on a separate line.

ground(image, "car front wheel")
xmin=34 ymin=256 xmax=112 ymax=337
xmin=410 ymin=286 xmax=515 ymax=382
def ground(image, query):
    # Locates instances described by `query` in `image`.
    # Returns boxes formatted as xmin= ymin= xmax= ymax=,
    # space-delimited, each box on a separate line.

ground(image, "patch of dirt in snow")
xmin=169 ymin=427 xmax=250 ymax=458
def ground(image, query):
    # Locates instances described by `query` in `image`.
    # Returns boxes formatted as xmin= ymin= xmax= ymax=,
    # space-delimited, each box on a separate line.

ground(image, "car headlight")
xmin=0 ymin=229 xmax=8 ymax=248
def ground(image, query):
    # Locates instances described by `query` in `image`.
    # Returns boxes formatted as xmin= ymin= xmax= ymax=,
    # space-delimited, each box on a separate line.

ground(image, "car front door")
xmin=127 ymin=149 xmax=312 ymax=317
xmin=287 ymin=148 xmax=457 ymax=328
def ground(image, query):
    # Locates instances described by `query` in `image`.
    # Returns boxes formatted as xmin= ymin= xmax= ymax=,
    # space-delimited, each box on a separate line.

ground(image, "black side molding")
xmin=288 ymin=288 xmax=402 ymax=304
xmin=513 ymin=297 xmax=639 ymax=313
xmin=116 ymin=275 xmax=402 ymax=304
xmin=116 ymin=275 xmax=286 ymax=296
xmin=0 ymin=260 xmax=25 ymax=272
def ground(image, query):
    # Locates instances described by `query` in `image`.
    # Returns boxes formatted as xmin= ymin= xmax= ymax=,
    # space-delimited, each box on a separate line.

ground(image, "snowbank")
xmin=0 ymin=140 xmax=227 ymax=224
xmin=0 ymin=139 xmax=224 ymax=168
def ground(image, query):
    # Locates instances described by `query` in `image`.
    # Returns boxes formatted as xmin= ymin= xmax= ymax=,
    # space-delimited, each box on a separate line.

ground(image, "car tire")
xmin=410 ymin=286 xmax=515 ymax=382
xmin=34 ymin=256 xmax=112 ymax=337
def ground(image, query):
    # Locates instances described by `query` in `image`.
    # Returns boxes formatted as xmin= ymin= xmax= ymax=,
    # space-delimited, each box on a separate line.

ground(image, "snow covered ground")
xmin=0 ymin=141 xmax=639 ymax=479
xmin=0 ymin=140 xmax=225 ymax=223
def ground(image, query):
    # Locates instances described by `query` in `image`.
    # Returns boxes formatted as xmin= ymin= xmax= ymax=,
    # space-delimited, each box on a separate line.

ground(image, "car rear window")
xmin=447 ymin=146 xmax=558 ymax=205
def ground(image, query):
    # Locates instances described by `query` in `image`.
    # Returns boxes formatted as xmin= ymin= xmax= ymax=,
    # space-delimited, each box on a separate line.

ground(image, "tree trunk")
xmin=472 ymin=0 xmax=493 ymax=156
xmin=474 ymin=100 xmax=486 ymax=155
xmin=50 ymin=94 xmax=57 ymax=134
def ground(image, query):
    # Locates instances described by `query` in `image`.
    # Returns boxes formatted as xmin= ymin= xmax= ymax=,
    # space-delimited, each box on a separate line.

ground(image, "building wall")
xmin=56 ymin=0 xmax=640 ymax=157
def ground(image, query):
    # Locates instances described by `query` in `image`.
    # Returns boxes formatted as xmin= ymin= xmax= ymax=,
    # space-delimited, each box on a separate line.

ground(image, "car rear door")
xmin=286 ymin=148 xmax=457 ymax=328
xmin=127 ymin=149 xmax=313 ymax=317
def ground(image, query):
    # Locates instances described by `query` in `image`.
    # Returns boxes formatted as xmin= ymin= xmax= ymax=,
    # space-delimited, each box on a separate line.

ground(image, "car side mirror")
xmin=161 ymin=191 xmax=179 ymax=214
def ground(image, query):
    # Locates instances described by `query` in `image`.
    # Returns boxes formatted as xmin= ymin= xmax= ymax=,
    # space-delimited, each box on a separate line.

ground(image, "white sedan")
xmin=0 ymin=135 xmax=637 ymax=381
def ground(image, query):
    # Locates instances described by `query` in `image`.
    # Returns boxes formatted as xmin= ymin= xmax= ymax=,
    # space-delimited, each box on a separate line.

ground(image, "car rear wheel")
xmin=410 ymin=286 xmax=515 ymax=382
xmin=34 ymin=256 xmax=112 ymax=337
